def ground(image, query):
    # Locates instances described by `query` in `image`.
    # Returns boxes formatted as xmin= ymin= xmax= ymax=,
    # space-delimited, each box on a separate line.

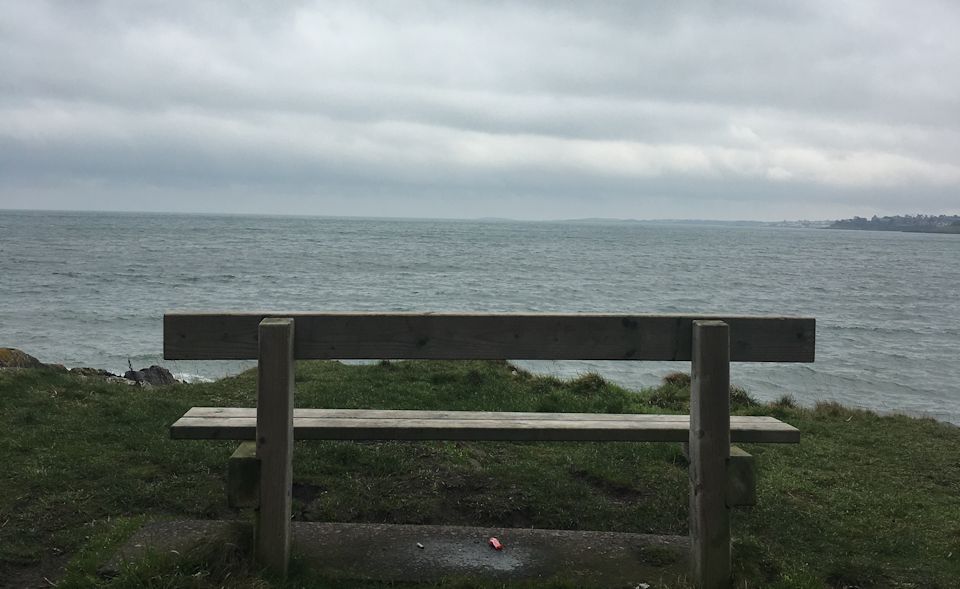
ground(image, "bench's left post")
xmin=256 ymin=318 xmax=295 ymax=575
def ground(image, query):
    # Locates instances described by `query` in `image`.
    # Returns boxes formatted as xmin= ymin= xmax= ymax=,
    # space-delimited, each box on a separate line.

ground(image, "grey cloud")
xmin=1 ymin=0 xmax=958 ymax=219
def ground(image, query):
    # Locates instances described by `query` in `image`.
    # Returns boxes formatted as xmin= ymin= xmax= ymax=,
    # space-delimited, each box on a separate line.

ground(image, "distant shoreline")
xmin=828 ymin=214 xmax=960 ymax=234
xmin=827 ymin=226 xmax=960 ymax=234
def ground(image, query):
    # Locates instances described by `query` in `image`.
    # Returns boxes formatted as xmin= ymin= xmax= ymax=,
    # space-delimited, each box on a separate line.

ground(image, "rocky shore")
xmin=0 ymin=347 xmax=178 ymax=387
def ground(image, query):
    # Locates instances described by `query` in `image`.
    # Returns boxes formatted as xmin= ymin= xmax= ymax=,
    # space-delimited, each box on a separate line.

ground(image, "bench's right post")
xmin=689 ymin=320 xmax=731 ymax=589
xmin=256 ymin=318 xmax=295 ymax=576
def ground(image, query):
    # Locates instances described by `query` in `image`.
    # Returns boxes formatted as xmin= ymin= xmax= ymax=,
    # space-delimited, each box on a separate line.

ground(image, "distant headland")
xmin=828 ymin=214 xmax=960 ymax=234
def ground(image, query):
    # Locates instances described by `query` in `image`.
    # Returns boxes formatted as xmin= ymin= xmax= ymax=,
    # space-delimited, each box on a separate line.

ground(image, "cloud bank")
xmin=2 ymin=1 xmax=958 ymax=219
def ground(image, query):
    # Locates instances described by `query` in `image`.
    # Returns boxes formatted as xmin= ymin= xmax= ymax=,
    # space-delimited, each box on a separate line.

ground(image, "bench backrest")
xmin=164 ymin=313 xmax=814 ymax=362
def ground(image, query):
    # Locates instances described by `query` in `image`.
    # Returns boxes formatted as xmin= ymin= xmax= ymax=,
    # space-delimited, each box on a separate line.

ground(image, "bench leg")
xmin=255 ymin=318 xmax=295 ymax=576
xmin=689 ymin=320 xmax=731 ymax=589
xmin=726 ymin=447 xmax=756 ymax=507
xmin=680 ymin=443 xmax=757 ymax=508
xmin=228 ymin=441 xmax=260 ymax=508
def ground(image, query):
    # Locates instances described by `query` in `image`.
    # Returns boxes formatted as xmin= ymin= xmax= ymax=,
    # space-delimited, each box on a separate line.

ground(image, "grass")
xmin=0 ymin=361 xmax=958 ymax=588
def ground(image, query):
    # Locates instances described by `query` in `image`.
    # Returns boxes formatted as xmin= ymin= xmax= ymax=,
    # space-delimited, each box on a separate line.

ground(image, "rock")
xmin=70 ymin=367 xmax=119 ymax=379
xmin=122 ymin=370 xmax=146 ymax=383
xmin=124 ymin=365 xmax=177 ymax=386
xmin=0 ymin=349 xmax=178 ymax=386
xmin=0 ymin=348 xmax=43 ymax=368
xmin=107 ymin=376 xmax=139 ymax=386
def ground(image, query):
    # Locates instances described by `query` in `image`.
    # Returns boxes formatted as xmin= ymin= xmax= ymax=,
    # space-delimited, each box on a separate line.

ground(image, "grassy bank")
xmin=1 ymin=361 xmax=958 ymax=588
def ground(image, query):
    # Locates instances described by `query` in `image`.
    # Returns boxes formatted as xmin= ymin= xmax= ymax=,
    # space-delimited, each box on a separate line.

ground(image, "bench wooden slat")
xmin=170 ymin=409 xmax=800 ymax=443
xmin=186 ymin=407 xmax=695 ymax=421
xmin=164 ymin=313 xmax=815 ymax=362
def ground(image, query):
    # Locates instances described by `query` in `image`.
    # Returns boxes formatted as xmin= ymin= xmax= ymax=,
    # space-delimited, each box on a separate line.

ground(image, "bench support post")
xmin=228 ymin=441 xmax=260 ymax=508
xmin=255 ymin=318 xmax=295 ymax=576
xmin=689 ymin=320 xmax=731 ymax=589
xmin=726 ymin=447 xmax=756 ymax=507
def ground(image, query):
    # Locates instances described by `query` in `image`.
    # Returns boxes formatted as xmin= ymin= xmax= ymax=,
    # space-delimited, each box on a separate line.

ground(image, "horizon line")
xmin=0 ymin=206 xmax=844 ymax=224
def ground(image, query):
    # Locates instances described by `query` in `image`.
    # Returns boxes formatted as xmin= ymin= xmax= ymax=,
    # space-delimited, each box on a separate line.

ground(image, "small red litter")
xmin=488 ymin=537 xmax=503 ymax=551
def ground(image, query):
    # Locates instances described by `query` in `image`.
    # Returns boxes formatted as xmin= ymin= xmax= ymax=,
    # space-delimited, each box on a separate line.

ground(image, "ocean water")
xmin=1 ymin=209 xmax=958 ymax=424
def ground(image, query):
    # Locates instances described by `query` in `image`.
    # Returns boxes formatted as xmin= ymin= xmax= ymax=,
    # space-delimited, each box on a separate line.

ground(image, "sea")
xmin=1 ymin=209 xmax=958 ymax=424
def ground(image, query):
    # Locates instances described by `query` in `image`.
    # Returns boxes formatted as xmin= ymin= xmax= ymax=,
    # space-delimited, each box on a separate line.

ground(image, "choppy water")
xmin=1 ymin=210 xmax=958 ymax=424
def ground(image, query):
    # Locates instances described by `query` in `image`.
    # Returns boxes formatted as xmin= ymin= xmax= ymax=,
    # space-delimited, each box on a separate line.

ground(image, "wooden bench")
xmin=165 ymin=312 xmax=814 ymax=588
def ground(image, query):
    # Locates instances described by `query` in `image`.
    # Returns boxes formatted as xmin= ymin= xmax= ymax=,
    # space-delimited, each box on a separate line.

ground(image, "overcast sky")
xmin=1 ymin=1 xmax=958 ymax=220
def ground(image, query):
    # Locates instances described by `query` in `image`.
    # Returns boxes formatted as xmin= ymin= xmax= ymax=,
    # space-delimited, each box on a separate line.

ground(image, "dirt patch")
xmin=0 ymin=553 xmax=69 ymax=589
xmin=569 ymin=467 xmax=646 ymax=503
xmin=825 ymin=560 xmax=890 ymax=589
xmin=292 ymin=481 xmax=324 ymax=503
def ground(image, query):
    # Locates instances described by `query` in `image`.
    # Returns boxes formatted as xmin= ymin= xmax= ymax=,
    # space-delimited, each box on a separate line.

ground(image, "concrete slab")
xmin=106 ymin=520 xmax=689 ymax=587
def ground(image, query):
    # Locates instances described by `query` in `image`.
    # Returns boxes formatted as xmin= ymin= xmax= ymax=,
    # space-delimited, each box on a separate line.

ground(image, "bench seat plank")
xmin=171 ymin=408 xmax=799 ymax=443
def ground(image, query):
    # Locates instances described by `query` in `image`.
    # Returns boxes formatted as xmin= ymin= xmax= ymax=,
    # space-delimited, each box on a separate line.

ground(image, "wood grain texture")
xmin=227 ymin=441 xmax=259 ymax=509
xmin=726 ymin=446 xmax=756 ymax=508
xmin=169 ymin=409 xmax=799 ymax=443
xmin=184 ymin=407 xmax=742 ymax=421
xmin=689 ymin=320 xmax=732 ymax=589
xmin=163 ymin=312 xmax=815 ymax=362
xmin=255 ymin=318 xmax=294 ymax=576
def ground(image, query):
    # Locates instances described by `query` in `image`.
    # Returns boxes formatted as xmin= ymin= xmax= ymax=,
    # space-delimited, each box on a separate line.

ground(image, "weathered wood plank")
xmin=169 ymin=411 xmax=799 ymax=443
xmin=186 ymin=407 xmax=698 ymax=421
xmin=255 ymin=318 xmax=294 ymax=576
xmin=227 ymin=441 xmax=260 ymax=508
xmin=163 ymin=313 xmax=815 ymax=362
xmin=184 ymin=406 xmax=797 ymax=429
xmin=726 ymin=446 xmax=756 ymax=507
xmin=689 ymin=320 xmax=731 ymax=588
